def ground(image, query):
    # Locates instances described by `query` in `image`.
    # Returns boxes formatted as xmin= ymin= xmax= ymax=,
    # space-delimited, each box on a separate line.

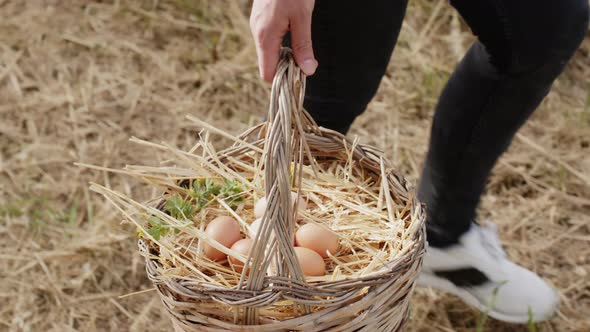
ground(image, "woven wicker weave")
xmin=139 ymin=49 xmax=426 ymax=332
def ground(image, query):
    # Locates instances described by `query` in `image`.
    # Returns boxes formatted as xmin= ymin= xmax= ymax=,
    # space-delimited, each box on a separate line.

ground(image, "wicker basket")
xmin=139 ymin=49 xmax=426 ymax=332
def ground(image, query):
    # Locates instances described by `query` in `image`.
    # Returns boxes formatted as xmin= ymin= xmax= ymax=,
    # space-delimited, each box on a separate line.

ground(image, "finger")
xmin=258 ymin=35 xmax=282 ymax=82
xmin=289 ymin=9 xmax=317 ymax=76
xmin=251 ymin=21 xmax=285 ymax=82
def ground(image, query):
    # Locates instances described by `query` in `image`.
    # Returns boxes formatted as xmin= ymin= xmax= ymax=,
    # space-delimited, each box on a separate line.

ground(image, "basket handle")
xmin=241 ymin=48 xmax=310 ymax=292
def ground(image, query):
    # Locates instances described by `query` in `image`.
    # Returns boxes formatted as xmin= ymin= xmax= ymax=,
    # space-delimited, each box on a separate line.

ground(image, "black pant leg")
xmin=419 ymin=0 xmax=589 ymax=247
xmin=304 ymin=0 xmax=408 ymax=134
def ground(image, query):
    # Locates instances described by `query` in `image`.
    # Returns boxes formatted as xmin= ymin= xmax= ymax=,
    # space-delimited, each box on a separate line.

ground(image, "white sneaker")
xmin=418 ymin=222 xmax=559 ymax=323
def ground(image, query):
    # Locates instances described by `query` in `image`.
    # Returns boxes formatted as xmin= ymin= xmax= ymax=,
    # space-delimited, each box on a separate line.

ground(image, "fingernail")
xmin=301 ymin=59 xmax=318 ymax=75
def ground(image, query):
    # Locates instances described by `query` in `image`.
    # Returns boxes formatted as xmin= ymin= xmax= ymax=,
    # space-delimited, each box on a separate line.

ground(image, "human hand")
xmin=250 ymin=0 xmax=318 ymax=82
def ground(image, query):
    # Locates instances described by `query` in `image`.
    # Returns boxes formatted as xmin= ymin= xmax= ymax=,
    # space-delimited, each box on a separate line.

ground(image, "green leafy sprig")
xmin=165 ymin=195 xmax=196 ymax=220
xmin=142 ymin=216 xmax=180 ymax=240
xmin=219 ymin=179 xmax=244 ymax=209
xmin=142 ymin=179 xmax=245 ymax=240
xmin=190 ymin=179 xmax=222 ymax=210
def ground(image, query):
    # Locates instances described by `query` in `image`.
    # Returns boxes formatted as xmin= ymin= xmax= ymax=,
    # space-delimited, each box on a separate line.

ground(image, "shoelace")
xmin=478 ymin=222 xmax=507 ymax=260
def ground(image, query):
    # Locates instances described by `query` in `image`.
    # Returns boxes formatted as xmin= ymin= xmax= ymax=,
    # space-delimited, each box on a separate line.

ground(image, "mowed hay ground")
xmin=1 ymin=1 xmax=589 ymax=331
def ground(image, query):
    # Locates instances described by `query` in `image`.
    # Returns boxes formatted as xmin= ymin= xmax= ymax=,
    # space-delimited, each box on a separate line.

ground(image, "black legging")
xmin=302 ymin=0 xmax=589 ymax=247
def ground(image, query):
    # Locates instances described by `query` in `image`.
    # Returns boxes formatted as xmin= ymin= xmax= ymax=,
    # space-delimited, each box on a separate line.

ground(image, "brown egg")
xmin=294 ymin=247 xmax=326 ymax=276
xmin=254 ymin=192 xmax=308 ymax=218
xmin=295 ymin=223 xmax=339 ymax=258
xmin=203 ymin=216 xmax=241 ymax=261
xmin=228 ymin=238 xmax=253 ymax=272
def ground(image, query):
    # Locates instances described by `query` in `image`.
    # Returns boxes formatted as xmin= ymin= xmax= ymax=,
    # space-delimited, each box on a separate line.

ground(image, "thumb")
xmin=289 ymin=12 xmax=317 ymax=76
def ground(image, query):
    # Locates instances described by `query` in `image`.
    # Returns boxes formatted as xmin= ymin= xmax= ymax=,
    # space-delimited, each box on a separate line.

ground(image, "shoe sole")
xmin=417 ymin=273 xmax=537 ymax=323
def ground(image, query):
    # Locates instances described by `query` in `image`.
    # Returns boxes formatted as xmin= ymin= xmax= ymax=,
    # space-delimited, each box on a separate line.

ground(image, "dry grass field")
xmin=1 ymin=1 xmax=589 ymax=331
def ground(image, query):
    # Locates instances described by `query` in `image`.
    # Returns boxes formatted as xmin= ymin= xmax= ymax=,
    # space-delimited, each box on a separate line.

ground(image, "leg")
xmin=303 ymin=0 xmax=408 ymax=134
xmin=418 ymin=0 xmax=588 ymax=323
xmin=419 ymin=0 xmax=589 ymax=247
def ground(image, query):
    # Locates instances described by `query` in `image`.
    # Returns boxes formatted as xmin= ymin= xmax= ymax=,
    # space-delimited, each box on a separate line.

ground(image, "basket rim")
xmin=141 ymin=131 xmax=426 ymax=295
xmin=143 ymin=106 xmax=427 ymax=284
